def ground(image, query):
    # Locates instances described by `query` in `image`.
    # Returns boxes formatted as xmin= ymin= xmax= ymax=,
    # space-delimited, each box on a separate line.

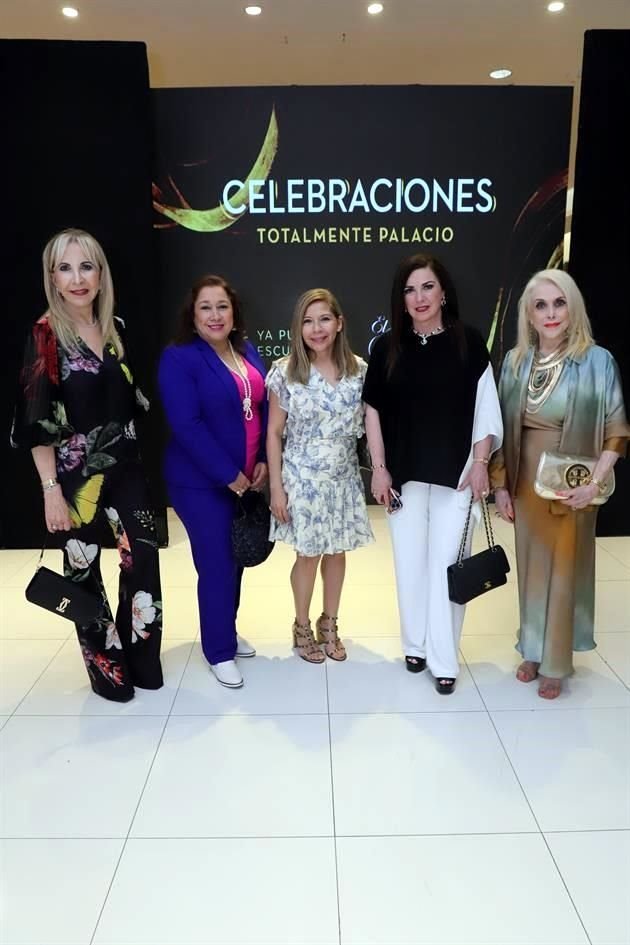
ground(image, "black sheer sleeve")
xmin=11 ymin=317 xmax=74 ymax=450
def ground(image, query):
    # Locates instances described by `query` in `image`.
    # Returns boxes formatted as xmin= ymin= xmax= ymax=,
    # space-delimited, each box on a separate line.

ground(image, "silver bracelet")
xmin=41 ymin=478 xmax=59 ymax=491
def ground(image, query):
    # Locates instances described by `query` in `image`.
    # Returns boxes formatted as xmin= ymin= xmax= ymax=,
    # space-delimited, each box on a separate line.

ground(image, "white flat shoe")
xmin=236 ymin=635 xmax=256 ymax=658
xmin=210 ymin=660 xmax=243 ymax=688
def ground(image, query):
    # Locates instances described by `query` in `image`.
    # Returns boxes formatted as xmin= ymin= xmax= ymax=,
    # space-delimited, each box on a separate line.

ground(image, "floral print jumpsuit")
xmin=13 ymin=315 xmax=164 ymax=702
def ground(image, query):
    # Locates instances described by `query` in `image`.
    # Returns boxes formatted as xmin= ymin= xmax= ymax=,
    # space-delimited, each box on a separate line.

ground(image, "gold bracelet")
xmin=473 ymin=457 xmax=489 ymax=465
xmin=41 ymin=478 xmax=59 ymax=491
xmin=590 ymin=476 xmax=607 ymax=494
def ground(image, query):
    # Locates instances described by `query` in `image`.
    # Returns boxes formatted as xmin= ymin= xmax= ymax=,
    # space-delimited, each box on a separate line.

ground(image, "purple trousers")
xmin=169 ymin=485 xmax=243 ymax=664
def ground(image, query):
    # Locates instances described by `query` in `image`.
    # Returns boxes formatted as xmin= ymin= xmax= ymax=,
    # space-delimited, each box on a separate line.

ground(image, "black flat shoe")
xmin=435 ymin=677 xmax=456 ymax=695
xmin=405 ymin=656 xmax=427 ymax=673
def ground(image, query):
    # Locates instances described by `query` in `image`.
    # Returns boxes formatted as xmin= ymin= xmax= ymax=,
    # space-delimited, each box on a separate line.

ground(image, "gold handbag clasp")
xmin=564 ymin=463 xmax=591 ymax=488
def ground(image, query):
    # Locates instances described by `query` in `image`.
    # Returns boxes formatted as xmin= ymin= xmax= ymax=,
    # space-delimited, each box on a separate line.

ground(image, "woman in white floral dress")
xmin=267 ymin=288 xmax=373 ymax=662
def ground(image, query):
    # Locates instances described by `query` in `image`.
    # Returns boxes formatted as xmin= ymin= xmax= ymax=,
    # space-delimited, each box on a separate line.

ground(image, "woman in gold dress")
xmin=490 ymin=270 xmax=629 ymax=699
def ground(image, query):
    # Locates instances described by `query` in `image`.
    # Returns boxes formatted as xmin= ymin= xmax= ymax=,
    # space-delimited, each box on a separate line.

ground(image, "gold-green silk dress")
xmin=491 ymin=345 xmax=630 ymax=679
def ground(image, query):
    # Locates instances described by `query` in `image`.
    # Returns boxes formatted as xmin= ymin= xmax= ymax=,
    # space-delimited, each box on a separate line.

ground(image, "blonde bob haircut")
xmin=42 ymin=228 xmax=123 ymax=359
xmin=512 ymin=268 xmax=594 ymax=374
xmin=286 ymin=288 xmax=360 ymax=385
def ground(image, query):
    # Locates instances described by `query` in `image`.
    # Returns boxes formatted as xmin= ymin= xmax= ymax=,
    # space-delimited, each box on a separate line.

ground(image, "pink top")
xmin=229 ymin=358 xmax=265 ymax=479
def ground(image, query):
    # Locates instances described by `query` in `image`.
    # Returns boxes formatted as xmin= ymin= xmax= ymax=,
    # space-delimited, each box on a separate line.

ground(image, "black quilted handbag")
xmin=25 ymin=543 xmax=107 ymax=625
xmin=231 ymin=491 xmax=274 ymax=568
xmin=447 ymin=496 xmax=510 ymax=605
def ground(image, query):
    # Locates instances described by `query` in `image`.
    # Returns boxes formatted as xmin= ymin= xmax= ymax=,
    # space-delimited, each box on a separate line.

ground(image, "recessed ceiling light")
xmin=489 ymin=68 xmax=512 ymax=80
xmin=245 ymin=5 xmax=262 ymax=14
xmin=547 ymin=1 xmax=565 ymax=11
xmin=61 ymin=6 xmax=79 ymax=16
xmin=368 ymin=2 xmax=384 ymax=13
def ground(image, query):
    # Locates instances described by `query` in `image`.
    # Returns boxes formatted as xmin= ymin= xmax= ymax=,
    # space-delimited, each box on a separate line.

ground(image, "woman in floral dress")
xmin=12 ymin=228 xmax=163 ymax=702
xmin=267 ymin=288 xmax=373 ymax=663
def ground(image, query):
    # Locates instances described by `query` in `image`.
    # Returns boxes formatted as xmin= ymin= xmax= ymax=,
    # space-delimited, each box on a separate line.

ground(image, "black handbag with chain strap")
xmin=25 ymin=538 xmax=108 ymax=625
xmin=447 ymin=496 xmax=510 ymax=605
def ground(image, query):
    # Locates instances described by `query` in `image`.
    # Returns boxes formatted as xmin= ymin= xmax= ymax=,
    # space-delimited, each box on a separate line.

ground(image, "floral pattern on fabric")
xmin=12 ymin=315 xmax=145 ymax=460
xmin=81 ymin=645 xmax=125 ymax=688
xmin=131 ymin=590 xmax=161 ymax=642
xmin=60 ymin=349 xmax=100 ymax=380
xmin=56 ymin=433 xmax=88 ymax=472
xmin=104 ymin=620 xmax=122 ymax=650
xmin=106 ymin=507 xmax=134 ymax=573
xmin=266 ymin=357 xmax=374 ymax=556
xmin=64 ymin=538 xmax=99 ymax=577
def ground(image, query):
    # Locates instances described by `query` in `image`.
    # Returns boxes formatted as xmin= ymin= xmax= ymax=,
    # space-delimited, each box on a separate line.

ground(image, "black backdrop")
xmin=152 ymin=85 xmax=572 ymax=368
xmin=0 ymin=40 xmax=164 ymax=548
xmin=569 ymin=30 xmax=630 ymax=536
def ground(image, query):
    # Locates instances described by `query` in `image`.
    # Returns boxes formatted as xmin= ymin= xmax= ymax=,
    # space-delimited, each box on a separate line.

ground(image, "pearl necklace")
xmin=228 ymin=341 xmax=253 ymax=421
xmin=413 ymin=325 xmax=445 ymax=346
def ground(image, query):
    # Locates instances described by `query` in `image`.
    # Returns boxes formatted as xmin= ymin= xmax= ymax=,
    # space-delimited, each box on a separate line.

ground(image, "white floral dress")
xmin=266 ymin=358 xmax=374 ymax=556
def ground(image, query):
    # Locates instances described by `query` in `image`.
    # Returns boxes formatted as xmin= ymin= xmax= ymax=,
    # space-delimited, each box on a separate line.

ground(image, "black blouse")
xmin=362 ymin=324 xmax=490 ymax=491
xmin=12 ymin=315 xmax=146 ymax=474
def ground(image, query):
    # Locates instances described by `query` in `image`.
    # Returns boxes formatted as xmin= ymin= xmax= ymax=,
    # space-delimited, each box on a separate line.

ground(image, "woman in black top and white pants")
xmin=362 ymin=254 xmax=503 ymax=694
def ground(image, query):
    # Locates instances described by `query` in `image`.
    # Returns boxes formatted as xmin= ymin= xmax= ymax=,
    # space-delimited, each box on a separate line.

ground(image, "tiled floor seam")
xmin=6 ymin=637 xmax=67 ymax=718
xmin=462 ymin=648 xmax=595 ymax=945
xmin=593 ymin=652 xmax=630 ymax=691
xmin=88 ymin=638 xmax=197 ymax=945
xmin=324 ymin=660 xmax=343 ymax=945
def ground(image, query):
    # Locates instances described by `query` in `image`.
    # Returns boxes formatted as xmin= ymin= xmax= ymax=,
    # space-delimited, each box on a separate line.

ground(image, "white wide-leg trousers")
xmin=388 ymin=481 xmax=473 ymax=679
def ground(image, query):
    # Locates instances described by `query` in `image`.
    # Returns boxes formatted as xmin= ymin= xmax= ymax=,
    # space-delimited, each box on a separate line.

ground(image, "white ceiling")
xmin=1 ymin=0 xmax=629 ymax=88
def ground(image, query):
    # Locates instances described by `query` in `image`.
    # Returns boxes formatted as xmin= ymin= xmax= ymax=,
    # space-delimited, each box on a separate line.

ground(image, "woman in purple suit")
xmin=158 ymin=275 xmax=268 ymax=689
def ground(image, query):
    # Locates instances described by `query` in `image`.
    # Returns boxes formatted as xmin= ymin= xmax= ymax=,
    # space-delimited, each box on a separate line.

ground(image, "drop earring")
xmin=440 ymin=297 xmax=446 ymax=307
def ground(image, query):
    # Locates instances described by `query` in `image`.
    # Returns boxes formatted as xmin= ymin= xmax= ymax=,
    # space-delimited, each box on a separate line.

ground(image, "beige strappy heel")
xmin=292 ymin=620 xmax=325 ymax=664
xmin=315 ymin=614 xmax=347 ymax=661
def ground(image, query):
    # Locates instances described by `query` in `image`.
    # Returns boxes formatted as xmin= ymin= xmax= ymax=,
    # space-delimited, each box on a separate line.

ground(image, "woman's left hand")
xmin=250 ymin=462 xmax=268 ymax=491
xmin=458 ymin=463 xmax=490 ymax=503
xmin=558 ymin=482 xmax=600 ymax=510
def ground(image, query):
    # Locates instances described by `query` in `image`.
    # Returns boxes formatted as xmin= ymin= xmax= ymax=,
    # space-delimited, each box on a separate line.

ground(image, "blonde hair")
xmin=286 ymin=288 xmax=360 ymax=385
xmin=42 ymin=228 xmax=123 ymax=358
xmin=512 ymin=268 xmax=594 ymax=374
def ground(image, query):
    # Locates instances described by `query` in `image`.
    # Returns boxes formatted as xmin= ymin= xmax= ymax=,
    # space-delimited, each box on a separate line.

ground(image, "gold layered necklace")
xmin=527 ymin=345 xmax=567 ymax=413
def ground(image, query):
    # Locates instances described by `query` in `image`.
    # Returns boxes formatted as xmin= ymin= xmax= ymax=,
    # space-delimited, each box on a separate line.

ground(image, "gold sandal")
xmin=292 ymin=620 xmax=325 ymax=664
xmin=315 ymin=614 xmax=347 ymax=661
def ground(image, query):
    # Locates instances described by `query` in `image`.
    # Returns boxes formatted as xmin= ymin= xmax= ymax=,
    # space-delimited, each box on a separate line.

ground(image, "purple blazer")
xmin=158 ymin=337 xmax=268 ymax=490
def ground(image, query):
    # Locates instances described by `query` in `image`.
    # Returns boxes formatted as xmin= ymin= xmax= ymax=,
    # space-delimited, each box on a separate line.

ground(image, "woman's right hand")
xmin=371 ymin=466 xmax=392 ymax=506
xmin=228 ymin=472 xmax=251 ymax=497
xmin=269 ymin=486 xmax=290 ymax=524
xmin=44 ymin=486 xmax=72 ymax=533
xmin=494 ymin=487 xmax=515 ymax=522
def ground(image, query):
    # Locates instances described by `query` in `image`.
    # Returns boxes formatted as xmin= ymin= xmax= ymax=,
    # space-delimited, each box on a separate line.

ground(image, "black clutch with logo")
xmin=447 ymin=497 xmax=510 ymax=605
xmin=25 ymin=565 xmax=105 ymax=625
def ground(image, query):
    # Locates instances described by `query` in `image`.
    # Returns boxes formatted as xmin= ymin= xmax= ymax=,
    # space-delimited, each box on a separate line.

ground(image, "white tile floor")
xmin=1 ymin=508 xmax=629 ymax=945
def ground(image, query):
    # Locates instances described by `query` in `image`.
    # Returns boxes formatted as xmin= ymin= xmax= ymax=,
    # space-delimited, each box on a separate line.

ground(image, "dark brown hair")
xmin=172 ymin=274 xmax=247 ymax=353
xmin=386 ymin=253 xmax=466 ymax=376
